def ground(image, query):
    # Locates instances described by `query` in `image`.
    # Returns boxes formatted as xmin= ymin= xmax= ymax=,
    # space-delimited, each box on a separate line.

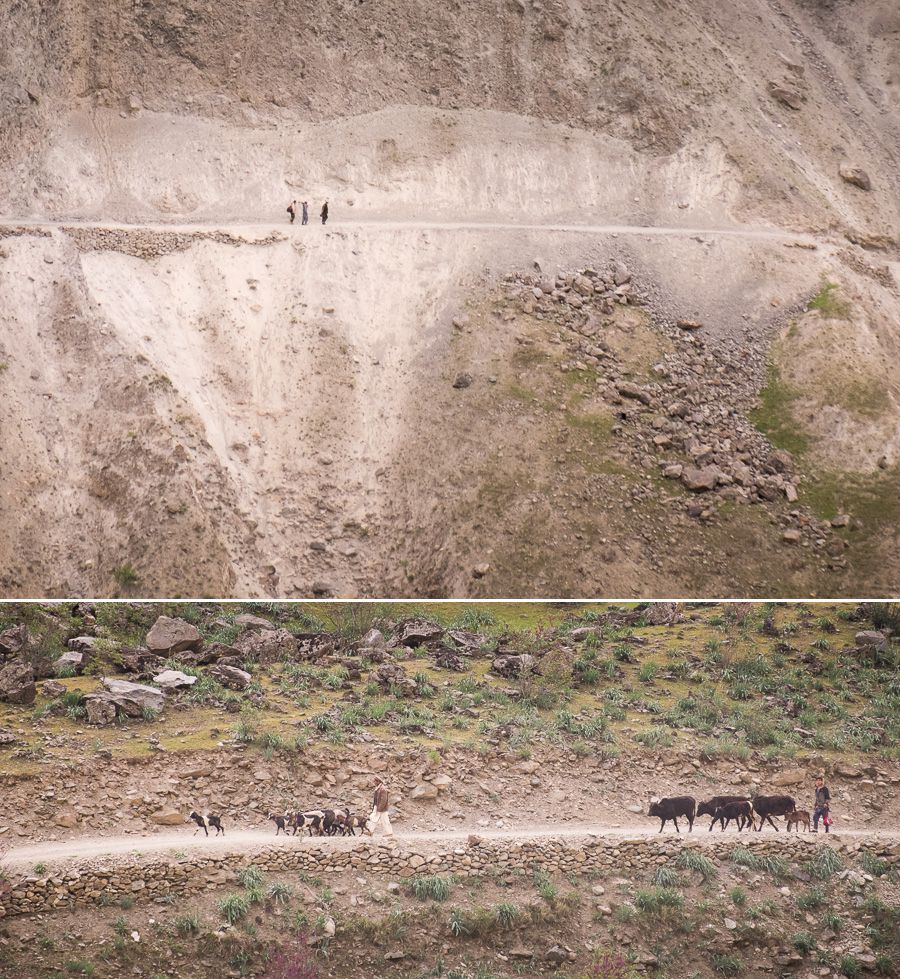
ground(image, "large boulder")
xmin=151 ymin=808 xmax=186 ymax=826
xmin=205 ymin=664 xmax=252 ymax=690
xmin=361 ymin=628 xmax=386 ymax=650
xmin=397 ymin=618 xmax=444 ymax=647
xmin=372 ymin=661 xmax=416 ymax=696
xmin=0 ymin=624 xmax=27 ymax=658
xmin=145 ymin=616 xmax=202 ymax=656
xmin=153 ymin=670 xmax=197 ymax=691
xmin=839 ymin=163 xmax=872 ymax=191
xmin=53 ymin=650 xmax=85 ymax=675
xmin=233 ymin=628 xmax=297 ymax=664
xmin=642 ymin=603 xmax=682 ymax=627
xmin=681 ymin=466 xmax=721 ymax=492
xmin=100 ymin=678 xmax=166 ymax=714
xmin=409 ymin=782 xmax=439 ymax=801
xmin=446 ymin=630 xmax=488 ymax=653
xmin=491 ymin=654 xmax=536 ymax=679
xmin=234 ymin=613 xmax=275 ymax=632
xmin=0 ymin=661 xmax=36 ymax=705
xmin=85 ymin=695 xmax=118 ymax=726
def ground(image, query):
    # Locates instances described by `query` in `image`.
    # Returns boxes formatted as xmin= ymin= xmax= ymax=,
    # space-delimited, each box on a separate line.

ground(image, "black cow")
xmin=189 ymin=811 xmax=224 ymax=836
xmin=647 ymin=796 xmax=696 ymax=833
xmin=711 ymin=800 xmax=754 ymax=832
xmin=697 ymin=796 xmax=752 ymax=830
xmin=752 ymin=795 xmax=796 ymax=831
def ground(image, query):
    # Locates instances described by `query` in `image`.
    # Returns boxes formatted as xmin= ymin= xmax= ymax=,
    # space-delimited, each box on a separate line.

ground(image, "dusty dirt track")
xmin=3 ymin=824 xmax=893 ymax=871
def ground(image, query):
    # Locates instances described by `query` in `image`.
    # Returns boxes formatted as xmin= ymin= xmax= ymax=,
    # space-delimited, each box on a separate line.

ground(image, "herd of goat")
xmin=187 ymin=794 xmax=811 ymax=840
xmin=648 ymin=794 xmax=812 ymax=833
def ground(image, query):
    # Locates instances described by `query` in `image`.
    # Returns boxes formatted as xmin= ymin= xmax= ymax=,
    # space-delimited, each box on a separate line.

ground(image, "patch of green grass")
xmin=64 ymin=963 xmax=96 ymax=976
xmin=809 ymin=280 xmax=850 ymax=319
xmin=796 ymin=886 xmax=826 ymax=911
xmin=859 ymin=850 xmax=888 ymax=877
xmin=652 ymin=866 xmax=680 ymax=888
xmin=712 ymin=953 xmax=742 ymax=976
xmin=822 ymin=910 xmax=843 ymax=932
xmin=840 ymin=955 xmax=862 ymax=978
xmin=750 ymin=363 xmax=810 ymax=457
xmin=533 ymin=868 xmax=557 ymax=902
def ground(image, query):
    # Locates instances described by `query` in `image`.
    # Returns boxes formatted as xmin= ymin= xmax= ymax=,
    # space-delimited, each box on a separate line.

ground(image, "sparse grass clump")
xmin=218 ymin=893 xmax=250 ymax=924
xmin=652 ymin=866 xmax=680 ymax=888
xmin=793 ymin=932 xmax=817 ymax=955
xmin=807 ymin=847 xmax=843 ymax=880
xmin=796 ymin=886 xmax=826 ymax=911
xmin=409 ymin=874 xmax=454 ymax=902
xmin=533 ymin=868 xmax=557 ymax=902
xmin=675 ymin=850 xmax=717 ymax=881
xmin=635 ymin=886 xmax=684 ymax=915
xmin=174 ymin=913 xmax=201 ymax=936
xmin=809 ymin=280 xmax=850 ymax=319
xmin=859 ymin=850 xmax=888 ymax=877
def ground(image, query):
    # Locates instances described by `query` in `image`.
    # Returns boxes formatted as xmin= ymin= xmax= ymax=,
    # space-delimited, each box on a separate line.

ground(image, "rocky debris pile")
xmin=503 ymin=260 xmax=847 ymax=560
xmin=63 ymin=226 xmax=284 ymax=259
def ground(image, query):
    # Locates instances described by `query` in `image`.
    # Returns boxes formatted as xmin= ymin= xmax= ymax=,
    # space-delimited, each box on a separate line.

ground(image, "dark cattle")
xmin=648 ymin=796 xmax=696 ymax=833
xmin=786 ymin=809 xmax=811 ymax=832
xmin=189 ymin=811 xmax=224 ymax=836
xmin=752 ymin=795 xmax=796 ymax=831
xmin=711 ymin=800 xmax=754 ymax=832
xmin=697 ymin=796 xmax=751 ymax=830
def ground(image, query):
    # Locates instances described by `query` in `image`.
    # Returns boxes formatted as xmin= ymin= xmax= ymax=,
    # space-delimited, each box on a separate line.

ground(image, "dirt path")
xmin=2 ymin=825 xmax=893 ymax=870
xmin=0 ymin=216 xmax=822 ymax=244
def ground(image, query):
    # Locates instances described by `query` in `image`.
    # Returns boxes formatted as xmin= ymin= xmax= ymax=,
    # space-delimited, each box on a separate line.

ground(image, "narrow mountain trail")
xmin=2 ymin=825 xmax=892 ymax=870
xmin=0 ymin=216 xmax=825 ymax=245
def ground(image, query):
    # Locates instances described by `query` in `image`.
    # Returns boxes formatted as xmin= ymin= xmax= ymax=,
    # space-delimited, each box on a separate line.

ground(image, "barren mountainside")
xmin=0 ymin=1 xmax=898 ymax=597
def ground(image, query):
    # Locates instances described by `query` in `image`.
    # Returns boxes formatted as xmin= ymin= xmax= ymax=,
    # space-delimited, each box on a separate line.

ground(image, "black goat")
xmin=269 ymin=813 xmax=288 ymax=835
xmin=647 ymin=796 xmax=696 ymax=833
xmin=752 ymin=794 xmax=796 ymax=831
xmin=189 ymin=811 xmax=224 ymax=836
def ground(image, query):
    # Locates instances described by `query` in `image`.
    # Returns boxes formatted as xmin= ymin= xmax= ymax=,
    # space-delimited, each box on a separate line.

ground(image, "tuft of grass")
xmin=218 ymin=893 xmax=249 ymax=924
xmin=730 ymin=886 xmax=747 ymax=907
xmin=822 ymin=910 xmax=843 ymax=933
xmin=840 ymin=956 xmax=862 ymax=978
xmin=807 ymin=847 xmax=843 ymax=880
xmin=533 ymin=868 xmax=558 ymax=902
xmin=494 ymin=902 xmax=519 ymax=928
xmin=409 ymin=874 xmax=454 ymax=902
xmin=268 ymin=881 xmax=293 ymax=905
xmin=112 ymin=564 xmax=140 ymax=588
xmin=793 ymin=931 xmax=817 ymax=955
xmin=653 ymin=866 xmax=680 ymax=888
xmin=859 ymin=850 xmax=888 ymax=877
xmin=796 ymin=886 xmax=826 ymax=911
xmin=675 ymin=850 xmax=717 ymax=881
xmin=635 ymin=886 xmax=684 ymax=915
xmin=174 ymin=913 xmax=200 ymax=936
xmin=713 ymin=954 xmax=742 ymax=976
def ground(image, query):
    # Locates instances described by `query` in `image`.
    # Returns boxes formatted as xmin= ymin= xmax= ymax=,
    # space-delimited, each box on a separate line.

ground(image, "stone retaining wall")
xmin=4 ymin=833 xmax=896 ymax=920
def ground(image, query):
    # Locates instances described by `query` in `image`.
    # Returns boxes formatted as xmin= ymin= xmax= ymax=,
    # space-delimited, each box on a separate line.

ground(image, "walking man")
xmin=287 ymin=200 xmax=297 ymax=224
xmin=321 ymin=200 xmax=329 ymax=225
xmin=301 ymin=200 xmax=309 ymax=225
xmin=366 ymin=777 xmax=394 ymax=838
xmin=812 ymin=775 xmax=831 ymax=833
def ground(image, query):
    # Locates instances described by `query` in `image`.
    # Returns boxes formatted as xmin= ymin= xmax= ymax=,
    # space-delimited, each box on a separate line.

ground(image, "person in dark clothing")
xmin=321 ymin=201 xmax=329 ymax=225
xmin=813 ymin=776 xmax=831 ymax=833
xmin=287 ymin=200 xmax=297 ymax=224
xmin=301 ymin=201 xmax=309 ymax=225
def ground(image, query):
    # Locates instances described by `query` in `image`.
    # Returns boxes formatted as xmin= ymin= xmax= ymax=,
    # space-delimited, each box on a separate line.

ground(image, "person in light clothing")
xmin=367 ymin=778 xmax=394 ymax=837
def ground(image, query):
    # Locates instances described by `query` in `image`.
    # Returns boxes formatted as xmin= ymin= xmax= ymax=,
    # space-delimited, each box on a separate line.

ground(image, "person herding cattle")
xmin=813 ymin=776 xmax=832 ymax=833
xmin=367 ymin=777 xmax=394 ymax=837
xmin=287 ymin=200 xmax=297 ymax=224
xmin=321 ymin=200 xmax=329 ymax=225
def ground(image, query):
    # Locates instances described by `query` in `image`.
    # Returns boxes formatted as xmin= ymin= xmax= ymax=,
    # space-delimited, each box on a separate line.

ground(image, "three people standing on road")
xmin=813 ymin=775 xmax=831 ymax=833
xmin=286 ymin=200 xmax=327 ymax=225
xmin=366 ymin=777 xmax=394 ymax=838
